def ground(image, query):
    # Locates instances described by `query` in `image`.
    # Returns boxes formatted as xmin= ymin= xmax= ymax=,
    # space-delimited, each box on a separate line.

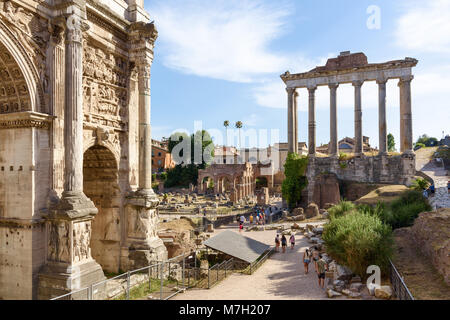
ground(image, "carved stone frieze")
xmin=83 ymin=45 xmax=129 ymax=124
xmin=0 ymin=1 xmax=50 ymax=93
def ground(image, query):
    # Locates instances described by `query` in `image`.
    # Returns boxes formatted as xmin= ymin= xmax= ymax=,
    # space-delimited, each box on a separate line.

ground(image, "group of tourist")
xmin=274 ymin=234 xmax=295 ymax=253
xmin=275 ymin=235 xmax=329 ymax=289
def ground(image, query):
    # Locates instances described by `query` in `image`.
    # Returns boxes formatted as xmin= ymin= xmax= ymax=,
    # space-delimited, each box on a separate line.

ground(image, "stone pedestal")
xmin=121 ymin=191 xmax=168 ymax=271
xmin=38 ymin=192 xmax=105 ymax=300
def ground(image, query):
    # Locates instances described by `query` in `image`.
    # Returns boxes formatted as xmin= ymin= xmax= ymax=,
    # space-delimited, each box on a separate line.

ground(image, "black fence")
xmin=389 ymin=260 xmax=415 ymax=300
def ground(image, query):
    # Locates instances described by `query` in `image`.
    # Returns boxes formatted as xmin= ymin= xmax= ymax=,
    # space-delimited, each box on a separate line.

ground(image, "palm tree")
xmin=235 ymin=121 xmax=243 ymax=149
xmin=223 ymin=120 xmax=230 ymax=146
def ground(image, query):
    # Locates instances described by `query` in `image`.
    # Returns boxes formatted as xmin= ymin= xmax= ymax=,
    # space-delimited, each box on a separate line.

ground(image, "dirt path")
xmin=172 ymin=222 xmax=340 ymax=300
xmin=393 ymin=229 xmax=450 ymax=300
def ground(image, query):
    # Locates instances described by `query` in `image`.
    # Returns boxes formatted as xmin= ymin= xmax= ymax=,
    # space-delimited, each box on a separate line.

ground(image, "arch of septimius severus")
xmin=281 ymin=52 xmax=419 ymax=204
xmin=0 ymin=0 xmax=167 ymax=300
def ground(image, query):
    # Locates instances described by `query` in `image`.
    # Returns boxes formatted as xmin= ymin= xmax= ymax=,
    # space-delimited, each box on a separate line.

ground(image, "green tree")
xmin=235 ymin=121 xmax=243 ymax=148
xmin=416 ymin=134 xmax=438 ymax=147
xmin=387 ymin=133 xmax=396 ymax=152
xmin=164 ymin=130 xmax=215 ymax=188
xmin=223 ymin=120 xmax=230 ymax=146
xmin=281 ymin=153 xmax=308 ymax=209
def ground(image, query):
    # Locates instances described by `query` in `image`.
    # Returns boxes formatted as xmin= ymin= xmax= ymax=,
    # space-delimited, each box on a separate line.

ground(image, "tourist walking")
xmin=303 ymin=249 xmax=312 ymax=274
xmin=312 ymin=246 xmax=320 ymax=272
xmin=281 ymin=235 xmax=287 ymax=253
xmin=289 ymin=234 xmax=295 ymax=250
xmin=316 ymin=254 xmax=328 ymax=289
xmin=250 ymin=214 xmax=254 ymax=224
xmin=275 ymin=234 xmax=280 ymax=252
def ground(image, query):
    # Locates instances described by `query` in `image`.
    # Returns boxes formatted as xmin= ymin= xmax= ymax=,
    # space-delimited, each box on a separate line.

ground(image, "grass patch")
xmin=114 ymin=278 xmax=178 ymax=300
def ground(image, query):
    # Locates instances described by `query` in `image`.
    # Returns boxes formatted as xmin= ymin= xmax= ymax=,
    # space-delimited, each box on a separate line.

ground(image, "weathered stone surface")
xmin=291 ymin=207 xmax=304 ymax=217
xmin=350 ymin=282 xmax=365 ymax=292
xmin=375 ymin=286 xmax=393 ymax=300
xmin=292 ymin=215 xmax=306 ymax=222
xmin=312 ymin=174 xmax=340 ymax=209
xmin=335 ymin=264 xmax=353 ymax=281
xmin=327 ymin=289 xmax=342 ymax=298
xmin=305 ymin=203 xmax=319 ymax=218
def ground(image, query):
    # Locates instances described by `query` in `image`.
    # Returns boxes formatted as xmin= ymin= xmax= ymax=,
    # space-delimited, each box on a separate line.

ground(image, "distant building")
xmin=152 ymin=139 xmax=175 ymax=173
xmin=440 ymin=135 xmax=450 ymax=147
xmin=317 ymin=136 xmax=377 ymax=155
xmin=214 ymin=146 xmax=240 ymax=164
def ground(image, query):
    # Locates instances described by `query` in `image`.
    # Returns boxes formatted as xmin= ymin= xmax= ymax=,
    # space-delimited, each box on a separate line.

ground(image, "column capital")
xmin=307 ymin=85 xmax=317 ymax=93
xmin=286 ymin=87 xmax=296 ymax=94
xmin=376 ymin=77 xmax=388 ymax=85
xmin=352 ymin=80 xmax=364 ymax=87
xmin=328 ymin=83 xmax=339 ymax=90
xmin=65 ymin=13 xmax=90 ymax=44
xmin=399 ymin=75 xmax=414 ymax=86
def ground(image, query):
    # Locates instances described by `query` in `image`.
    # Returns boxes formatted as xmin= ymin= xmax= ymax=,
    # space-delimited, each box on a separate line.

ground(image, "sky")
xmin=145 ymin=0 xmax=450 ymax=149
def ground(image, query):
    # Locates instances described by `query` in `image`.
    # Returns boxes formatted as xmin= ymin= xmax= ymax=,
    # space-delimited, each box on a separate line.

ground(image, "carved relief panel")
xmin=83 ymin=45 xmax=129 ymax=126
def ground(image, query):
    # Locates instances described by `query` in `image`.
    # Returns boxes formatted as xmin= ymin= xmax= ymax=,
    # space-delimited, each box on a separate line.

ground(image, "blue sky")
xmin=146 ymin=0 xmax=450 ymax=149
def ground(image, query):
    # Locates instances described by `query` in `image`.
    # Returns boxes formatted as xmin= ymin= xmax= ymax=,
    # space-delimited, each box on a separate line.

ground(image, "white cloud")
xmin=149 ymin=0 xmax=293 ymax=83
xmin=395 ymin=0 xmax=450 ymax=53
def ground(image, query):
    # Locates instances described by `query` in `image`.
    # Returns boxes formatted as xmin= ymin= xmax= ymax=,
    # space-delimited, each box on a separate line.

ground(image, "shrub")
xmin=411 ymin=178 xmax=429 ymax=191
xmin=322 ymin=212 xmax=393 ymax=277
xmin=328 ymin=201 xmax=356 ymax=219
xmin=379 ymin=190 xmax=432 ymax=229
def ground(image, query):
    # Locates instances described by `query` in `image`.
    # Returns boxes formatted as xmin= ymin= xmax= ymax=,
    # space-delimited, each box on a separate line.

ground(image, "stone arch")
xmin=255 ymin=176 xmax=268 ymax=190
xmin=0 ymin=20 xmax=43 ymax=113
xmin=83 ymin=144 xmax=121 ymax=273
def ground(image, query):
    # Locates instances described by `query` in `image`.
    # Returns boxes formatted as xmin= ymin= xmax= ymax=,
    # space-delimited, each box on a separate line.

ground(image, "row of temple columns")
xmin=287 ymin=76 xmax=414 ymax=157
xmin=200 ymin=176 xmax=254 ymax=200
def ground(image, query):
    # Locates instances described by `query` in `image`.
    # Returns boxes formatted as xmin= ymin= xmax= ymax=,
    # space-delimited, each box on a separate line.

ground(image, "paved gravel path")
xmin=172 ymin=222 xmax=338 ymax=300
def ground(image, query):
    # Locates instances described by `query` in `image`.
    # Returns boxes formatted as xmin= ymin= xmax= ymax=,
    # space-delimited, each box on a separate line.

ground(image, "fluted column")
xmin=377 ymin=78 xmax=388 ymax=155
xmin=399 ymin=75 xmax=414 ymax=154
xmin=329 ymin=83 xmax=339 ymax=157
xmin=286 ymin=87 xmax=295 ymax=153
xmin=352 ymin=80 xmax=364 ymax=157
xmin=63 ymin=14 xmax=88 ymax=195
xmin=308 ymin=86 xmax=317 ymax=156
xmin=293 ymin=90 xmax=299 ymax=154
xmin=137 ymin=60 xmax=154 ymax=193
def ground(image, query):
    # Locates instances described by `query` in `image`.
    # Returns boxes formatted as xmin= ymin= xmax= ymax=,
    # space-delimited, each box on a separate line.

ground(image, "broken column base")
xmin=37 ymin=260 xmax=105 ymax=300
xmin=121 ymin=238 xmax=168 ymax=270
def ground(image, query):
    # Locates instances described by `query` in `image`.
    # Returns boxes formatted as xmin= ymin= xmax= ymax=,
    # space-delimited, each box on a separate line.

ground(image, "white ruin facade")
xmin=0 ymin=0 xmax=167 ymax=300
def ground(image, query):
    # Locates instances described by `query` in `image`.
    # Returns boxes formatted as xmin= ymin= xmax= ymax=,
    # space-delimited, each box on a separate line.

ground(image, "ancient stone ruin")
xmin=281 ymin=52 xmax=418 ymax=205
xmin=0 ymin=0 xmax=167 ymax=300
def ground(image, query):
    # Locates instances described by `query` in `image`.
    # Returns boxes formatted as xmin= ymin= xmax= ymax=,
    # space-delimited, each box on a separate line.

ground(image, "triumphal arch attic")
xmin=0 ymin=0 xmax=167 ymax=300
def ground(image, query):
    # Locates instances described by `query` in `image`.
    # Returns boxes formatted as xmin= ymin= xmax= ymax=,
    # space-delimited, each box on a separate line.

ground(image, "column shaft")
xmin=308 ymin=86 xmax=317 ymax=156
xmin=377 ymin=79 xmax=388 ymax=154
xmin=286 ymin=88 xmax=295 ymax=153
xmin=64 ymin=15 xmax=85 ymax=194
xmin=353 ymin=81 xmax=363 ymax=156
xmin=293 ymin=90 xmax=299 ymax=154
xmin=138 ymin=63 xmax=153 ymax=191
xmin=399 ymin=76 xmax=414 ymax=153
xmin=329 ymin=83 xmax=339 ymax=157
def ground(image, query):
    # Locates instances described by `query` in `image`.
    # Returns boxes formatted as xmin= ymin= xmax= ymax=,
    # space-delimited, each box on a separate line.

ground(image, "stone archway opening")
xmin=83 ymin=145 xmax=121 ymax=273
xmin=255 ymin=177 xmax=268 ymax=190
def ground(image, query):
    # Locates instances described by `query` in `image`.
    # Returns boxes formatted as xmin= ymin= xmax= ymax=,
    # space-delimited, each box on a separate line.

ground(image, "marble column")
xmin=286 ymin=87 xmax=295 ymax=153
xmin=329 ymin=83 xmax=339 ymax=157
xmin=38 ymin=13 xmax=104 ymax=300
xmin=377 ymin=78 xmax=388 ymax=155
xmin=308 ymin=86 xmax=317 ymax=156
xmin=293 ymin=90 xmax=299 ymax=154
xmin=399 ymin=75 xmax=414 ymax=154
xmin=137 ymin=60 xmax=155 ymax=194
xmin=352 ymin=80 xmax=364 ymax=157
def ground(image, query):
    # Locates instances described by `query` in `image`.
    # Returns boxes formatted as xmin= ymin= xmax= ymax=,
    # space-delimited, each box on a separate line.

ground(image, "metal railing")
xmin=389 ymin=260 xmax=415 ymax=300
xmin=243 ymin=249 xmax=274 ymax=275
xmin=51 ymin=253 xmax=191 ymax=301
xmin=192 ymin=258 xmax=234 ymax=289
